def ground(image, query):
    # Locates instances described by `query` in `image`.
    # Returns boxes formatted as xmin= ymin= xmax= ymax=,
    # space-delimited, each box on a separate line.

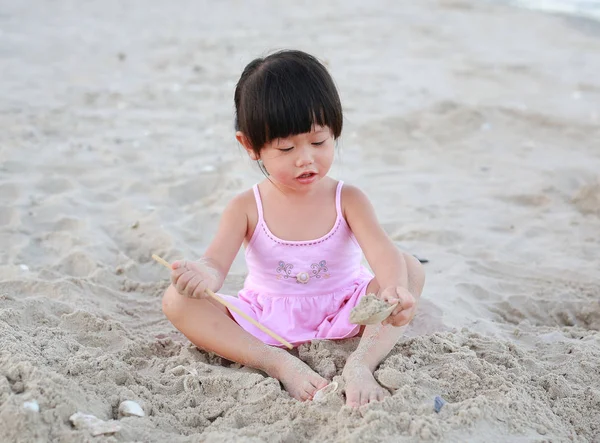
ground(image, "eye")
xmin=278 ymin=147 xmax=294 ymax=152
xmin=312 ymin=140 xmax=327 ymax=146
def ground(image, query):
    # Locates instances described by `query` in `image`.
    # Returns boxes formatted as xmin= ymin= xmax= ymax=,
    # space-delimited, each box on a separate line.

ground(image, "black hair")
xmin=234 ymin=50 xmax=343 ymax=156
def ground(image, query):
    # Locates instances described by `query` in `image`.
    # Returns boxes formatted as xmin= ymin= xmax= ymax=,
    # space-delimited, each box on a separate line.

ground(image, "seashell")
xmin=69 ymin=412 xmax=122 ymax=436
xmin=313 ymin=381 xmax=338 ymax=403
xmin=296 ymin=272 xmax=310 ymax=284
xmin=23 ymin=400 xmax=39 ymax=412
xmin=169 ymin=365 xmax=188 ymax=376
xmin=349 ymin=294 xmax=397 ymax=325
xmin=169 ymin=365 xmax=197 ymax=376
xmin=118 ymin=400 xmax=145 ymax=417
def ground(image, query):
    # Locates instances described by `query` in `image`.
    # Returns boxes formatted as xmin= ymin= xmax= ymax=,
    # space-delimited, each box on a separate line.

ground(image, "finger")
xmin=397 ymin=288 xmax=416 ymax=307
xmin=389 ymin=311 xmax=411 ymax=327
xmin=170 ymin=265 xmax=188 ymax=281
xmin=186 ymin=275 xmax=203 ymax=298
xmin=391 ymin=305 xmax=405 ymax=316
xmin=379 ymin=292 xmax=399 ymax=304
xmin=175 ymin=270 xmax=194 ymax=294
xmin=192 ymin=281 xmax=208 ymax=299
xmin=171 ymin=260 xmax=185 ymax=270
xmin=401 ymin=296 xmax=415 ymax=311
xmin=383 ymin=308 xmax=410 ymax=326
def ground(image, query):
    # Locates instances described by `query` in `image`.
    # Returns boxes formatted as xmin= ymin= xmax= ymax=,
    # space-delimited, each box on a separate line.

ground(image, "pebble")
xmin=434 ymin=395 xmax=446 ymax=413
xmin=118 ymin=400 xmax=145 ymax=417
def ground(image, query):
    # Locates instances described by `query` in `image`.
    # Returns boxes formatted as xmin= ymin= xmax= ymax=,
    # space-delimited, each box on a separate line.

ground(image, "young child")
xmin=162 ymin=49 xmax=425 ymax=407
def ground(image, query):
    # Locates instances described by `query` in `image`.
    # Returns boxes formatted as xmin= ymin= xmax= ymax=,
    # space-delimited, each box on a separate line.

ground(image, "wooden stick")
xmin=152 ymin=254 xmax=293 ymax=349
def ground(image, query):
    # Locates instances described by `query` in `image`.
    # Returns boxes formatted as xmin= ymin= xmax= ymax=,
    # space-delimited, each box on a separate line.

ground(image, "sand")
xmin=1 ymin=0 xmax=600 ymax=441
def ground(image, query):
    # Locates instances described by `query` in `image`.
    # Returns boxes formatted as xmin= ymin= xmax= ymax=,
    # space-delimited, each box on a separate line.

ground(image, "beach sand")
xmin=1 ymin=0 xmax=600 ymax=441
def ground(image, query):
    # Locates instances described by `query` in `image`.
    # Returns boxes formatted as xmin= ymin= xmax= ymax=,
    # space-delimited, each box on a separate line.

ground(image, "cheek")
xmin=320 ymin=146 xmax=335 ymax=164
xmin=261 ymin=158 xmax=288 ymax=179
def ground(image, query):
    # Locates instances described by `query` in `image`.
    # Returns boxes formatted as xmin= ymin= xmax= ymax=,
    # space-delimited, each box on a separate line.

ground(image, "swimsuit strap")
xmin=252 ymin=184 xmax=264 ymax=223
xmin=335 ymin=180 xmax=344 ymax=218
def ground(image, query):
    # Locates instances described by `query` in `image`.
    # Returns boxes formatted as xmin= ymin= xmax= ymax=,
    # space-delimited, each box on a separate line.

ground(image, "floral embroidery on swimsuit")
xmin=276 ymin=261 xmax=294 ymax=279
xmin=311 ymin=260 xmax=329 ymax=279
xmin=276 ymin=260 xmax=330 ymax=283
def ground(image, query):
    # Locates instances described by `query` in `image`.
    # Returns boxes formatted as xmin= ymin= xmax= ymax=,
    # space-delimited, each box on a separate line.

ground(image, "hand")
xmin=379 ymin=286 xmax=416 ymax=327
xmin=170 ymin=259 xmax=220 ymax=299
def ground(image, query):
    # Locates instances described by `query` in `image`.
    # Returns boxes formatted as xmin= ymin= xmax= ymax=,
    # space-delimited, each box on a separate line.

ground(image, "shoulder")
xmin=230 ymin=187 xmax=255 ymax=207
xmin=341 ymin=183 xmax=373 ymax=215
xmin=220 ymin=187 xmax=256 ymax=219
xmin=340 ymin=182 xmax=379 ymax=232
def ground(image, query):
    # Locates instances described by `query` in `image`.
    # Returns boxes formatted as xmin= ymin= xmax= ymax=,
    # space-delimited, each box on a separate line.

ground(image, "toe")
xmin=369 ymin=391 xmax=380 ymax=404
xmin=311 ymin=375 xmax=328 ymax=390
xmin=303 ymin=381 xmax=318 ymax=401
xmin=359 ymin=392 xmax=369 ymax=406
xmin=291 ymin=388 xmax=307 ymax=402
xmin=345 ymin=388 xmax=361 ymax=407
xmin=308 ymin=378 xmax=327 ymax=399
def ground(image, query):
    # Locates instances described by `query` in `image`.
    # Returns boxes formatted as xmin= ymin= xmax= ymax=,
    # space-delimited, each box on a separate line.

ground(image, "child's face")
xmin=242 ymin=125 xmax=335 ymax=191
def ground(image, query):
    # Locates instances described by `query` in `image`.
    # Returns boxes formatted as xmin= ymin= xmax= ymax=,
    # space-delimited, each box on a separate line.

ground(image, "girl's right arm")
xmin=171 ymin=192 xmax=250 ymax=297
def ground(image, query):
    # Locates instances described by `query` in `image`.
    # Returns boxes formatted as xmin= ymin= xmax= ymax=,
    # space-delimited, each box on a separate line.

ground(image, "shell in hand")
xmin=349 ymin=294 xmax=397 ymax=325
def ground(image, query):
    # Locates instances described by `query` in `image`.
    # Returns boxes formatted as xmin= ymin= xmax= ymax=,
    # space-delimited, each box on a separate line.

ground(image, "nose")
xmin=295 ymin=146 xmax=314 ymax=167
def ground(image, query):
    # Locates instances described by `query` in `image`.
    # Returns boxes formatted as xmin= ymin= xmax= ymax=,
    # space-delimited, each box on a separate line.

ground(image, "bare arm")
xmin=201 ymin=193 xmax=249 ymax=291
xmin=343 ymin=185 xmax=408 ymax=290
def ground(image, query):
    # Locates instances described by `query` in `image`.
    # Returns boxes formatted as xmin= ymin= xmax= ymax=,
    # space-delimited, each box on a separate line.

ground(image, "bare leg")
xmin=162 ymin=286 xmax=328 ymax=401
xmin=342 ymin=253 xmax=425 ymax=407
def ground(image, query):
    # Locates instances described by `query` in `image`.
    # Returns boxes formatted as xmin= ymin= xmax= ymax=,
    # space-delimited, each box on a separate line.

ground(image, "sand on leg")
xmin=342 ymin=253 xmax=425 ymax=407
xmin=162 ymin=285 xmax=328 ymax=401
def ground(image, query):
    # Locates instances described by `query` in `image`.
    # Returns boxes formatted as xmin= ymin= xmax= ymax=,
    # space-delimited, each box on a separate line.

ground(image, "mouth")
xmin=296 ymin=171 xmax=317 ymax=179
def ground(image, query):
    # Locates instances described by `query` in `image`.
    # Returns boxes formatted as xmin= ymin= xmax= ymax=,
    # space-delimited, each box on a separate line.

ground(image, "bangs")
xmin=235 ymin=51 xmax=343 ymax=151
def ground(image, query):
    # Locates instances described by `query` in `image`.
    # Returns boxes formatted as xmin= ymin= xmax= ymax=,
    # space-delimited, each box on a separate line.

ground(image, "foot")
xmin=267 ymin=350 xmax=328 ymax=402
xmin=342 ymin=362 xmax=390 ymax=407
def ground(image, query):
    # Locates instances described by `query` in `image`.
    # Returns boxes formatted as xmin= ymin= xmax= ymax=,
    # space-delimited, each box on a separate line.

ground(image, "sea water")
xmin=491 ymin=0 xmax=600 ymax=21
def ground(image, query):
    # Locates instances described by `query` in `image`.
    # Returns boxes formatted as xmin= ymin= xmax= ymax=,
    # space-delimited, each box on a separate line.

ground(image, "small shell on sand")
xmin=23 ymin=400 xmax=39 ymax=412
xmin=118 ymin=400 xmax=145 ymax=417
xmin=169 ymin=365 xmax=197 ymax=376
xmin=69 ymin=412 xmax=122 ymax=436
xmin=349 ymin=294 xmax=395 ymax=325
xmin=313 ymin=382 xmax=338 ymax=403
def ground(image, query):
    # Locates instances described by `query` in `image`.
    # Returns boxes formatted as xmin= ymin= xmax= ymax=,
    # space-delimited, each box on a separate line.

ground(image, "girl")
xmin=162 ymin=50 xmax=425 ymax=407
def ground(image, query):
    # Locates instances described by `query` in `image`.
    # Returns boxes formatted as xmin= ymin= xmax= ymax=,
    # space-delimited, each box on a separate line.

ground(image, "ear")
xmin=236 ymin=131 xmax=258 ymax=160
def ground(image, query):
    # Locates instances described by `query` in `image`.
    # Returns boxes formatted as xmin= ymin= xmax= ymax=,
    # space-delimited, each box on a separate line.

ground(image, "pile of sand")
xmin=1 ymin=0 xmax=599 ymax=441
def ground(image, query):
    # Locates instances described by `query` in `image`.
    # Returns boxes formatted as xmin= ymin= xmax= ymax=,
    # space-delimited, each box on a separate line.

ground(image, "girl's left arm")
xmin=343 ymin=185 xmax=408 ymax=290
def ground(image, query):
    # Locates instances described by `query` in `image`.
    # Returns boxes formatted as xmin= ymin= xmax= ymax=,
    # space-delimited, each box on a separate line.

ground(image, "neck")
xmin=265 ymin=177 xmax=331 ymax=200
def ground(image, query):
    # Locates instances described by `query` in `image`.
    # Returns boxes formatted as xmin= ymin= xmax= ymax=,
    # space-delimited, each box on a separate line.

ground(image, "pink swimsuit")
xmin=220 ymin=181 xmax=373 ymax=347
